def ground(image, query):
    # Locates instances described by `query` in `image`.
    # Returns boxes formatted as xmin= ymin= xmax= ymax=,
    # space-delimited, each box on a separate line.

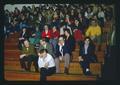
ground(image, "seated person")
xmin=41 ymin=25 xmax=52 ymax=42
xmin=49 ymin=26 xmax=60 ymax=54
xmin=78 ymin=37 xmax=97 ymax=75
xmin=18 ymin=27 xmax=30 ymax=50
xmin=55 ymin=36 xmax=71 ymax=74
xmin=37 ymin=38 xmax=55 ymax=58
xmin=29 ymin=27 xmax=41 ymax=45
xmin=64 ymin=29 xmax=75 ymax=60
xmin=73 ymin=19 xmax=84 ymax=45
xmin=64 ymin=29 xmax=75 ymax=51
xmin=19 ymin=40 xmax=38 ymax=72
xmin=38 ymin=49 xmax=56 ymax=81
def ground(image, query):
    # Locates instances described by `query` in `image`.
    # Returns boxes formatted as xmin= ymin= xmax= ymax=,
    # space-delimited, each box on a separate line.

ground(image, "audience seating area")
xmin=4 ymin=4 xmax=114 ymax=81
xmin=4 ymin=32 xmax=105 ymax=81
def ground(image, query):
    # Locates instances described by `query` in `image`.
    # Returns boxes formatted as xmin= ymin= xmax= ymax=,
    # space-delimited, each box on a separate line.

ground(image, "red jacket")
xmin=51 ymin=30 xmax=60 ymax=39
xmin=74 ymin=29 xmax=84 ymax=41
xmin=41 ymin=30 xmax=52 ymax=39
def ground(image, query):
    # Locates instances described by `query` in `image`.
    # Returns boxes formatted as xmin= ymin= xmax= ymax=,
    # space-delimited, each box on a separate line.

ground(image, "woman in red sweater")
xmin=41 ymin=25 xmax=52 ymax=42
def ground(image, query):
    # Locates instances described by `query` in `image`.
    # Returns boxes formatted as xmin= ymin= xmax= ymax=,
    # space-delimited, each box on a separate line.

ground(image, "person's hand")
xmin=20 ymin=54 xmax=26 ymax=59
xmin=38 ymin=53 xmax=42 ymax=57
xmin=58 ymin=42 xmax=61 ymax=46
xmin=78 ymin=56 xmax=84 ymax=61
xmin=59 ymin=56 xmax=63 ymax=61
xmin=44 ymin=62 xmax=49 ymax=68
xmin=73 ymin=29 xmax=77 ymax=32
xmin=91 ymin=36 xmax=95 ymax=40
xmin=32 ymin=34 xmax=36 ymax=36
xmin=19 ymin=38 xmax=22 ymax=40
xmin=19 ymin=37 xmax=24 ymax=40
xmin=46 ymin=35 xmax=50 ymax=38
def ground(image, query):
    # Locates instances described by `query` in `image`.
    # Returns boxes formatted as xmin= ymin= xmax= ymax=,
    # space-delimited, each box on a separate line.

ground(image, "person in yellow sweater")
xmin=85 ymin=19 xmax=102 ymax=51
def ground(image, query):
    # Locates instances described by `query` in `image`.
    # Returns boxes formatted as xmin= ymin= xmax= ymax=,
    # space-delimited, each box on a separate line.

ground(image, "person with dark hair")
xmin=18 ymin=27 xmax=30 ymax=50
xmin=29 ymin=26 xmax=41 ymax=45
xmin=38 ymin=13 xmax=46 ymax=31
xmin=84 ymin=7 xmax=93 ymax=20
xmin=19 ymin=40 xmax=38 ymax=72
xmin=97 ymin=6 xmax=105 ymax=28
xmin=64 ymin=29 xmax=75 ymax=55
xmin=19 ymin=14 xmax=28 ymax=30
xmin=73 ymin=19 xmax=84 ymax=45
xmin=38 ymin=49 xmax=56 ymax=81
xmin=78 ymin=37 xmax=97 ymax=75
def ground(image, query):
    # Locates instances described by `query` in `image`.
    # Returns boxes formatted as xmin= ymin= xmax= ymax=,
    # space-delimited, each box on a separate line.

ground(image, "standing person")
xmin=19 ymin=40 xmax=38 ymax=72
xmin=55 ymin=37 xmax=71 ymax=74
xmin=78 ymin=37 xmax=97 ymax=75
xmin=38 ymin=49 xmax=56 ymax=81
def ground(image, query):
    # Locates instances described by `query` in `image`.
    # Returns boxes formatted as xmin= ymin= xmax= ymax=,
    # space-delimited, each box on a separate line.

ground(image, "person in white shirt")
xmin=97 ymin=6 xmax=105 ymax=28
xmin=84 ymin=7 xmax=94 ymax=19
xmin=38 ymin=49 xmax=56 ymax=81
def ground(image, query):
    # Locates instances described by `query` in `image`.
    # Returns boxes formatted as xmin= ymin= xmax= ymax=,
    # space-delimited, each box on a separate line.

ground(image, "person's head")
xmin=92 ymin=15 xmax=97 ymax=20
xmin=23 ymin=40 xmax=29 ymax=47
xmin=21 ymin=14 xmax=26 ymax=20
xmin=38 ymin=49 xmax=48 ymax=58
xmin=22 ymin=28 xmax=26 ymax=32
xmin=65 ymin=14 xmax=69 ymax=19
xmin=35 ymin=26 xmax=39 ymax=31
xmin=40 ymin=38 xmax=47 ymax=45
xmin=90 ymin=19 xmax=97 ymax=26
xmin=52 ymin=26 xmax=57 ymax=32
xmin=75 ymin=19 xmax=79 ymax=25
xmin=84 ymin=37 xmax=92 ymax=45
xmin=71 ymin=9 xmax=74 ymax=15
xmin=87 ymin=7 xmax=92 ymax=13
xmin=64 ymin=29 xmax=71 ymax=37
xmin=44 ymin=25 xmax=49 ymax=31
xmin=58 ymin=36 xmax=65 ymax=45
xmin=98 ymin=6 xmax=103 ymax=12
xmin=60 ymin=11 xmax=64 ymax=17
xmin=78 ymin=13 xmax=82 ymax=18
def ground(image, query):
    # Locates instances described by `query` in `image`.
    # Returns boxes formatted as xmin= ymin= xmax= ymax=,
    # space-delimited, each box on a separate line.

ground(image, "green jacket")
xmin=37 ymin=43 xmax=55 ymax=57
xmin=21 ymin=44 xmax=36 ymax=56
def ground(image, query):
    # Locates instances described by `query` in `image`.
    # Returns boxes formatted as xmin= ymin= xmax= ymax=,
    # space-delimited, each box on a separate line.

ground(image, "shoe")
xmin=84 ymin=71 xmax=92 ymax=76
xmin=35 ymin=70 xmax=39 ymax=72
xmin=21 ymin=68 xmax=26 ymax=71
xmin=64 ymin=67 xmax=69 ymax=75
xmin=26 ymin=68 xmax=31 ymax=72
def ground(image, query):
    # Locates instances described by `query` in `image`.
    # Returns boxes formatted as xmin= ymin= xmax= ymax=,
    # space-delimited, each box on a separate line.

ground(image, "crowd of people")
xmin=4 ymin=4 xmax=115 ymax=81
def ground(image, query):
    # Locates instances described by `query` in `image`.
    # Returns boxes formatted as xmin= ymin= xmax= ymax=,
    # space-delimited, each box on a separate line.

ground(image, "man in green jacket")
xmin=19 ymin=40 xmax=38 ymax=72
xmin=37 ymin=38 xmax=55 ymax=58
